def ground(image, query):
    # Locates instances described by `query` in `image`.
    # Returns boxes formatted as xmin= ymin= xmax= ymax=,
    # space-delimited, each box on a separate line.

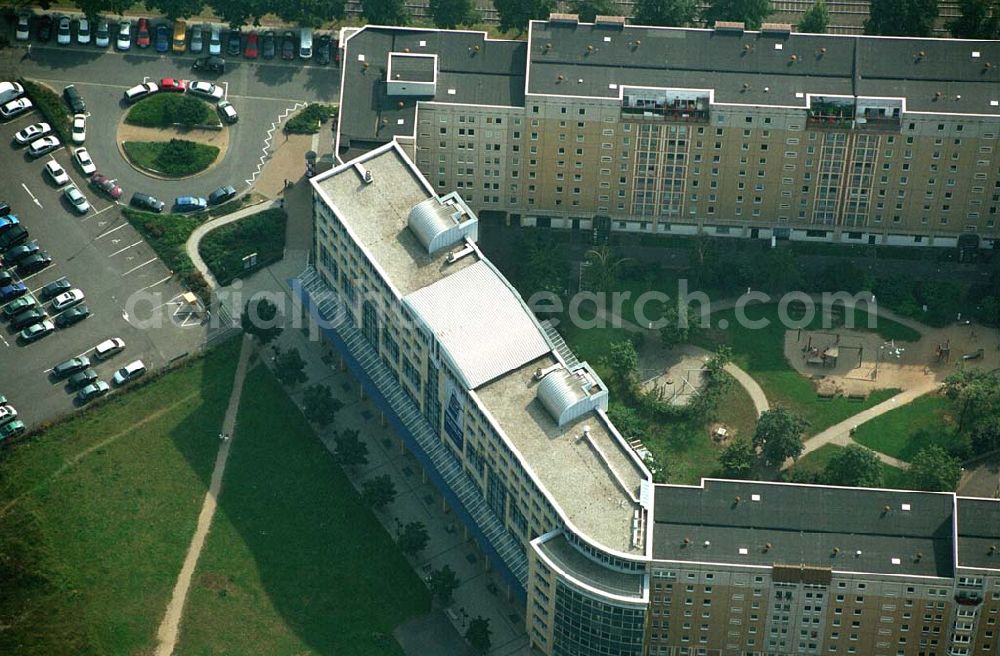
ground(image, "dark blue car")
xmin=154 ymin=24 xmax=170 ymax=53
xmin=0 ymin=282 xmax=28 ymax=302
xmin=174 ymin=196 xmax=207 ymax=212
xmin=0 ymin=215 xmax=19 ymax=233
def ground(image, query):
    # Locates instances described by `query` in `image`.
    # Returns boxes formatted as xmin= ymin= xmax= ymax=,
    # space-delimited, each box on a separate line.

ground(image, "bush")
xmin=284 ymin=103 xmax=338 ymax=134
xmin=198 ymin=209 xmax=287 ymax=286
xmin=19 ymin=78 xmax=71 ymax=144
xmin=125 ymin=94 xmax=215 ymax=128
xmin=123 ymin=139 xmax=219 ymax=178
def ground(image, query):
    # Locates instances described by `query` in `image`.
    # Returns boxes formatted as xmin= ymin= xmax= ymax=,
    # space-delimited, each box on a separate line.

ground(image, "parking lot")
xmin=0 ymin=110 xmax=211 ymax=427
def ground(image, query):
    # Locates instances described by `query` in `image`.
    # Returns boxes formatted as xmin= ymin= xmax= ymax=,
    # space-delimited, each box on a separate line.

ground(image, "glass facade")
xmin=552 ymin=580 xmax=646 ymax=656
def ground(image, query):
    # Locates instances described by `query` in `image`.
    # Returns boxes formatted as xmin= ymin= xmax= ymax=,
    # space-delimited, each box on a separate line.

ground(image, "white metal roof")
xmin=403 ymin=260 xmax=551 ymax=389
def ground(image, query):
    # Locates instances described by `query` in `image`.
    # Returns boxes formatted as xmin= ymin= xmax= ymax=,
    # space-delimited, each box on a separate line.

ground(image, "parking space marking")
xmin=134 ymin=275 xmax=173 ymax=293
xmin=20 ymin=265 xmax=57 ymax=283
xmin=95 ymin=222 xmax=129 ymax=240
xmin=108 ymin=240 xmax=144 ymax=257
xmin=223 ymin=81 xmax=229 ymax=100
xmin=42 ymin=345 xmax=94 ymax=374
xmin=0 ymin=335 xmax=8 ymax=347
xmin=82 ymin=205 xmax=116 ymax=221
xmin=122 ymin=257 xmax=158 ymax=276
xmin=20 ymin=183 xmax=43 ymax=209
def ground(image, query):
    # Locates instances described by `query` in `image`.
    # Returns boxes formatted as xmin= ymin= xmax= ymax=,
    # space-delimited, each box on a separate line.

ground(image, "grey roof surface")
xmin=653 ymin=480 xmax=955 ymax=577
xmin=389 ymin=52 xmax=436 ymax=82
xmin=339 ymin=27 xmax=527 ymax=150
xmin=956 ymin=497 xmax=1000 ymax=572
xmin=538 ymin=532 xmax=645 ymax=598
xmin=526 ymin=22 xmax=1000 ymax=116
xmin=312 ymin=144 xmax=478 ymax=297
xmin=402 ymin=260 xmax=551 ymax=389
xmin=475 ymin=355 xmax=645 ymax=555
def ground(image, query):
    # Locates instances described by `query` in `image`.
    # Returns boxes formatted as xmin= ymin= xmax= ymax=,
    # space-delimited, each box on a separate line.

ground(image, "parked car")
xmin=316 ymin=35 xmax=332 ymax=65
xmin=154 ymin=23 xmax=169 ymax=52
xmin=217 ymin=100 xmax=238 ymax=124
xmin=0 ymin=215 xmax=19 ymax=234
xmin=0 ymin=81 xmax=24 ymax=107
xmin=123 ymin=81 xmax=158 ymax=103
xmin=27 ymin=135 xmax=60 ymax=158
xmin=130 ymin=192 xmax=165 ymax=213
xmin=14 ymin=122 xmax=52 ymax=145
xmin=243 ymin=31 xmax=258 ymax=59
xmin=172 ymin=20 xmax=187 ymax=52
xmin=10 ymin=308 xmax=48 ymax=330
xmin=68 ymin=367 xmax=98 ymax=389
xmin=113 ymin=360 xmax=146 ymax=385
xmin=281 ymin=31 xmax=296 ymax=60
xmin=136 ymin=18 xmax=151 ymax=48
xmin=93 ymin=337 xmax=125 ymax=359
xmin=77 ymin=17 xmax=91 ymax=45
xmin=63 ymin=185 xmax=90 ymax=214
xmin=95 ymin=18 xmax=110 ymax=47
xmin=174 ymin=196 xmax=207 ymax=212
xmin=188 ymin=80 xmax=223 ymax=100
xmin=192 ymin=56 xmax=225 ymax=73
xmin=40 ymin=278 xmax=72 ymax=300
xmin=90 ymin=173 xmax=122 ymax=200
xmin=208 ymin=25 xmax=221 ymax=55
xmin=36 ymin=15 xmax=53 ymax=42
xmin=159 ymin=78 xmax=187 ymax=92
xmin=52 ymin=355 xmax=91 ymax=378
xmin=74 ymin=147 xmax=96 ymax=174
xmin=0 ymin=226 xmax=29 ymax=250
xmin=0 ymin=283 xmax=28 ymax=302
xmin=71 ymin=113 xmax=86 ymax=143
xmin=116 ymin=20 xmax=131 ymax=50
xmin=0 ymin=419 xmax=26 ymax=440
xmin=64 ymin=85 xmax=86 ymax=113
xmin=2 ymin=295 xmax=37 ymax=318
xmin=21 ymin=319 xmax=54 ymax=342
xmin=261 ymin=31 xmax=276 ymax=59
xmin=0 ymin=270 xmax=12 ymax=287
xmin=0 ymin=405 xmax=17 ymax=424
xmin=15 ymin=13 xmax=30 ymax=41
xmin=0 ymin=202 xmax=8 ymax=216
xmin=44 ymin=160 xmax=69 ymax=185
xmin=226 ymin=28 xmax=241 ymax=56
xmin=77 ymin=381 xmax=110 ymax=403
xmin=1 ymin=98 xmax=33 ymax=119
xmin=208 ymin=185 xmax=237 ymax=205
xmin=52 ymin=288 xmax=83 ymax=310
xmin=56 ymin=16 xmax=71 ymax=45
xmin=55 ymin=303 xmax=89 ymax=327
xmin=189 ymin=25 xmax=204 ymax=53
xmin=18 ymin=252 xmax=52 ymax=275
xmin=299 ymin=27 xmax=313 ymax=60
xmin=3 ymin=240 xmax=39 ymax=264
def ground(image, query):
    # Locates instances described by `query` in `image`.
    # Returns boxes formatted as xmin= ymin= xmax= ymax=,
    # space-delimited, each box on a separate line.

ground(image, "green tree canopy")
xmin=948 ymin=0 xmax=1000 ymax=38
xmin=822 ymin=444 xmax=884 ymax=487
xmin=333 ymin=428 xmax=369 ymax=466
xmin=702 ymin=0 xmax=773 ymax=29
xmin=145 ymin=0 xmax=204 ymax=19
xmin=944 ymin=369 xmax=1000 ymax=433
xmin=907 ymin=445 xmax=962 ymax=491
xmin=241 ymin=297 xmax=283 ymax=345
xmin=570 ymin=0 xmax=618 ymax=22
xmin=428 ymin=564 xmax=460 ymax=603
xmin=429 ymin=0 xmax=479 ymax=28
xmin=752 ymin=407 xmax=807 ymax=466
xmin=605 ymin=339 xmax=639 ymax=388
xmin=493 ymin=0 xmax=556 ymax=32
xmin=360 ymin=474 xmax=396 ymax=510
xmin=607 ymin=404 xmax=646 ymax=441
xmin=362 ymin=0 xmax=410 ymax=24
xmin=302 ymin=384 xmax=343 ymax=427
xmin=74 ymin=0 xmax=133 ymax=20
xmin=274 ymin=347 xmax=308 ymax=386
xmin=865 ymin=0 xmax=939 ymax=36
xmin=465 ymin=616 xmax=493 ymax=654
xmin=633 ymin=0 xmax=699 ymax=26
xmin=583 ymin=244 xmax=632 ymax=292
xmin=719 ymin=436 xmax=756 ymax=478
xmin=398 ymin=521 xmax=430 ymax=555
xmin=797 ymin=0 xmax=829 ymax=32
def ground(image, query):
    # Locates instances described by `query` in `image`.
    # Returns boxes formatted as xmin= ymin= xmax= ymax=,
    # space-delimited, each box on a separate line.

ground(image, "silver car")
xmin=189 ymin=25 xmax=204 ymax=53
xmin=63 ymin=184 xmax=90 ymax=214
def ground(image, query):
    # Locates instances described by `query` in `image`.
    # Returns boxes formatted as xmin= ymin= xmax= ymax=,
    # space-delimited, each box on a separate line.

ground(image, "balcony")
xmin=856 ymin=115 xmax=901 ymax=133
xmin=807 ymin=113 xmax=854 ymax=129
xmin=622 ymin=99 xmax=709 ymax=124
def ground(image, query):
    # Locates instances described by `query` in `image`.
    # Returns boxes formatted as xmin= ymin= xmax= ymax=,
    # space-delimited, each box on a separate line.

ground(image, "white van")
xmin=299 ymin=27 xmax=313 ymax=60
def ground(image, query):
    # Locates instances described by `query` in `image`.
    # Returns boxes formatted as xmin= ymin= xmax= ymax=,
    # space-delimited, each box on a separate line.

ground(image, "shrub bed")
xmin=199 ymin=209 xmax=287 ymax=286
xmin=19 ymin=78 xmax=71 ymax=144
xmin=125 ymin=94 xmax=215 ymax=128
xmin=284 ymin=103 xmax=337 ymax=134
xmin=122 ymin=139 xmax=219 ymax=177
xmin=123 ymin=207 xmax=210 ymax=301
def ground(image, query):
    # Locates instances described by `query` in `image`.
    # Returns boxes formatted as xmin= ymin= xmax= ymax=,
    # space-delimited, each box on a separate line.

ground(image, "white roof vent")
xmin=972 ymin=51 xmax=981 ymax=58
xmin=891 ymin=557 xmax=902 ymax=565
xmin=738 ymin=547 xmax=749 ymax=555
xmin=751 ymin=494 xmax=761 ymax=502
xmin=901 ymin=503 xmax=911 ymax=511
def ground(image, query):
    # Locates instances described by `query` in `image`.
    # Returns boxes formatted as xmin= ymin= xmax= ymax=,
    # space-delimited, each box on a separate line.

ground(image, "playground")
xmin=638 ymin=342 xmax=711 ymax=406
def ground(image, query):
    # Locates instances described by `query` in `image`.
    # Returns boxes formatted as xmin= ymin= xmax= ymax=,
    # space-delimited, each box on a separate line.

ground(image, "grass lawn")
xmin=791 ymin=444 xmax=909 ymax=489
xmin=198 ymin=208 xmax=287 ymax=286
xmin=853 ymin=393 xmax=955 ymax=461
xmin=125 ymin=94 xmax=215 ymax=128
xmin=123 ymin=139 xmax=219 ymax=178
xmin=0 ymin=338 xmax=242 ymax=656
xmin=175 ymin=364 xmax=430 ymax=656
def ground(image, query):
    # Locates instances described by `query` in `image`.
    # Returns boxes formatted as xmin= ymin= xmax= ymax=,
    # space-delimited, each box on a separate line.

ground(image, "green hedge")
xmin=284 ymin=104 xmax=337 ymax=134
xmin=123 ymin=207 xmax=210 ymax=301
xmin=198 ymin=209 xmax=287 ymax=286
xmin=19 ymin=78 xmax=71 ymax=144
xmin=122 ymin=139 xmax=219 ymax=178
xmin=125 ymin=94 xmax=215 ymax=128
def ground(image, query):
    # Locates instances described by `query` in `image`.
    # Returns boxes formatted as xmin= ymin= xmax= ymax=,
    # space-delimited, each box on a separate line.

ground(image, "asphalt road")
xmin=11 ymin=41 xmax=339 ymax=201
xmin=0 ymin=110 xmax=211 ymax=427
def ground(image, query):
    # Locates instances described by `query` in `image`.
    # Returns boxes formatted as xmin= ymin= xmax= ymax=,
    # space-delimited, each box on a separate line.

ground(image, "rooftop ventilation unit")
xmin=446 ymin=243 xmax=476 ymax=264
xmin=549 ymin=13 xmax=580 ymax=25
xmin=714 ymin=21 xmax=745 ymax=34
xmin=594 ymin=15 xmax=626 ymax=28
xmin=761 ymin=22 xmax=792 ymax=36
xmin=407 ymin=196 xmax=478 ymax=255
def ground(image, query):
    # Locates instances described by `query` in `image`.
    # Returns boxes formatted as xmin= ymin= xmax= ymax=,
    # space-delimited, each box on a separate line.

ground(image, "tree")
xmin=398 ymin=521 xmax=429 ymax=555
xmin=362 ymin=0 xmax=409 ymax=24
xmin=333 ymin=428 xmax=369 ymax=466
xmin=274 ymin=347 xmax=308 ymax=386
xmin=607 ymin=404 xmax=645 ymax=441
xmin=719 ymin=437 xmax=756 ymax=478
xmin=822 ymin=444 xmax=884 ymax=487
xmin=302 ymin=384 xmax=343 ymax=427
xmin=633 ymin=0 xmax=699 ymax=26
xmin=241 ymin=297 xmax=283 ymax=345
xmin=702 ymin=0 xmax=772 ymax=30
xmin=944 ymin=370 xmax=1000 ymax=434
xmin=971 ymin=415 xmax=1000 ymax=456
xmin=908 ymin=445 xmax=962 ymax=492
xmin=74 ymin=0 xmax=133 ymax=19
xmin=465 ymin=616 xmax=492 ymax=654
xmin=571 ymin=0 xmax=618 ymax=22
xmin=752 ymin=408 xmax=807 ymax=466
xmin=429 ymin=0 xmax=478 ymax=28
xmin=361 ymin=474 xmax=397 ymax=510
xmin=208 ymin=0 xmax=268 ymax=27
xmin=660 ymin=304 xmax=698 ymax=349
xmin=583 ymin=245 xmax=631 ymax=292
xmin=493 ymin=0 xmax=557 ymax=33
xmin=605 ymin=340 xmax=639 ymax=388
xmin=145 ymin=0 xmax=204 ymax=19
xmin=172 ymin=95 xmax=210 ymax=127
xmin=428 ymin=564 xmax=460 ymax=603
xmin=865 ymin=0 xmax=939 ymax=36
xmin=797 ymin=0 xmax=829 ymax=32
xmin=948 ymin=0 xmax=1000 ymax=38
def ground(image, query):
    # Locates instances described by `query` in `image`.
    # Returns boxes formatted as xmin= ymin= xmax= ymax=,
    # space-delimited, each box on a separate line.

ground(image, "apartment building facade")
xmin=336 ymin=18 xmax=1000 ymax=250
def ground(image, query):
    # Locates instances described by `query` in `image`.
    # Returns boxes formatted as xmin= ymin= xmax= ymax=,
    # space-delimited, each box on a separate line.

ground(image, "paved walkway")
xmin=153 ymin=334 xmax=253 ymax=656
xmin=185 ymin=198 xmax=281 ymax=288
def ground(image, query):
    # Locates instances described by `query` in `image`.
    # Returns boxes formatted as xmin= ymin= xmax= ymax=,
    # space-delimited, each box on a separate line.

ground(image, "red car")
xmin=159 ymin=78 xmax=188 ymax=92
xmin=136 ymin=18 xmax=151 ymax=48
xmin=90 ymin=173 xmax=123 ymax=200
xmin=243 ymin=31 xmax=258 ymax=59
